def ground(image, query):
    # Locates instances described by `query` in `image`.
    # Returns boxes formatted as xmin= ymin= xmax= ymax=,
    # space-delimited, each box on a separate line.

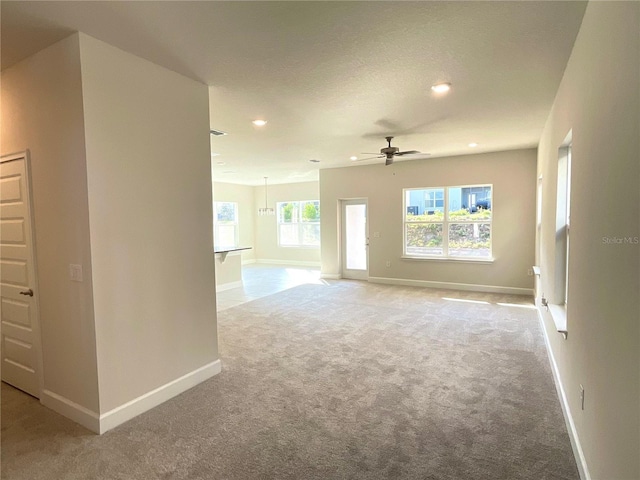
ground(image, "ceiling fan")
xmin=358 ymin=136 xmax=430 ymax=166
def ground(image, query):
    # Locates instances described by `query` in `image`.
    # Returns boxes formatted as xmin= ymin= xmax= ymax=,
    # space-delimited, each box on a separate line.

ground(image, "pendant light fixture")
xmin=258 ymin=176 xmax=275 ymax=216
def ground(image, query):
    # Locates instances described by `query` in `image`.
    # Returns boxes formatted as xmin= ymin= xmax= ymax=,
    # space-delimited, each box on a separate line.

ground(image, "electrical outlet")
xmin=527 ymin=268 xmax=533 ymax=276
xmin=580 ymin=384 xmax=585 ymax=410
xmin=385 ymin=260 xmax=391 ymax=267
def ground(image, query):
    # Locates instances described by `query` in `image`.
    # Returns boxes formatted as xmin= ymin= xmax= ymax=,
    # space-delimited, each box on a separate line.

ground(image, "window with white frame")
xmin=404 ymin=185 xmax=492 ymax=259
xmin=277 ymin=200 xmax=320 ymax=247
xmin=536 ymin=175 xmax=543 ymax=235
xmin=555 ymin=137 xmax=572 ymax=307
xmin=213 ymin=201 xmax=238 ymax=247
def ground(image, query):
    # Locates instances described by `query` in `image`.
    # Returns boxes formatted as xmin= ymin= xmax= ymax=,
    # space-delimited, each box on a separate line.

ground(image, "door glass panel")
xmin=345 ymin=204 xmax=366 ymax=270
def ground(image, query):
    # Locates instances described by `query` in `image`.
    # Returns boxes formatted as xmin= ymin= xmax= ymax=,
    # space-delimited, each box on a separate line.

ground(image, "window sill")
xmin=548 ymin=303 xmax=568 ymax=337
xmin=401 ymin=255 xmax=494 ymax=264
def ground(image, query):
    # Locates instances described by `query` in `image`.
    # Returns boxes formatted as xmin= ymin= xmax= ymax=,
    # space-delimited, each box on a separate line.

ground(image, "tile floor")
xmin=215 ymin=263 xmax=322 ymax=311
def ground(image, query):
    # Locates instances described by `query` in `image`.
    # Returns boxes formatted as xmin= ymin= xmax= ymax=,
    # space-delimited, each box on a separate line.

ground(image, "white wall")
xmin=78 ymin=34 xmax=218 ymax=414
xmin=320 ymin=149 xmax=536 ymax=293
xmin=536 ymin=3 xmax=639 ymax=479
xmin=254 ymin=181 xmax=320 ymax=265
xmin=213 ymin=181 xmax=256 ymax=263
xmin=1 ymin=35 xmax=100 ymax=414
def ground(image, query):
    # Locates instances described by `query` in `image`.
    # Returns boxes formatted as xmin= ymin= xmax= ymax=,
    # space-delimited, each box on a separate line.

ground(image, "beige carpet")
xmin=1 ymin=280 xmax=578 ymax=479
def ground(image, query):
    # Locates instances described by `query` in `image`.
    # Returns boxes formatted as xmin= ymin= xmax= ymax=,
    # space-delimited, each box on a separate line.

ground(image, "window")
xmin=555 ymin=135 xmax=572 ymax=306
xmin=277 ymin=200 xmax=320 ymax=247
xmin=214 ymin=202 xmax=238 ymax=247
xmin=536 ymin=175 xmax=543 ymax=234
xmin=425 ymin=188 xmax=444 ymax=210
xmin=404 ymin=185 xmax=492 ymax=259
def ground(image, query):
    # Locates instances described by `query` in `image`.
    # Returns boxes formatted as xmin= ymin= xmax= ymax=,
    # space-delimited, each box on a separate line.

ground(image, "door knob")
xmin=19 ymin=289 xmax=33 ymax=297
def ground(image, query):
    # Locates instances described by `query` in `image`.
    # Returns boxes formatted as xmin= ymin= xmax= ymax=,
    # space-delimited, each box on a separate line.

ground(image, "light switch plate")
xmin=69 ymin=264 xmax=83 ymax=282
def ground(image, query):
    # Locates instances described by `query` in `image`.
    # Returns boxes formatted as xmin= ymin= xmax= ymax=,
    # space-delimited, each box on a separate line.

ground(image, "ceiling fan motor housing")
xmin=380 ymin=146 xmax=399 ymax=155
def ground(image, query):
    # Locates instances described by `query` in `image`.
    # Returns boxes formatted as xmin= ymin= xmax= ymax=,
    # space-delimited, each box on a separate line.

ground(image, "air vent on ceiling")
xmin=210 ymin=129 xmax=228 ymax=136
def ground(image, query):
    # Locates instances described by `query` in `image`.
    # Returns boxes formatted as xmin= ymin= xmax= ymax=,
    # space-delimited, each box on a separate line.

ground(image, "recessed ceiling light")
xmin=431 ymin=82 xmax=451 ymax=94
xmin=350 ymin=156 xmax=358 ymax=161
xmin=469 ymin=142 xmax=479 ymax=148
xmin=252 ymin=120 xmax=267 ymax=126
xmin=309 ymin=159 xmax=320 ymax=163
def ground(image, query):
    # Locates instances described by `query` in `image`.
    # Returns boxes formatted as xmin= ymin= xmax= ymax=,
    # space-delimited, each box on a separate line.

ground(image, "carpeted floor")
xmin=1 ymin=281 xmax=578 ymax=479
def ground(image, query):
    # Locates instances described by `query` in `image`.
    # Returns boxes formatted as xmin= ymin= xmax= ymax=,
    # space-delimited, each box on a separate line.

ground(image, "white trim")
xmin=536 ymin=306 xmax=590 ymax=480
xmin=41 ymin=360 xmax=222 ymax=434
xmin=368 ymin=276 xmax=533 ymax=296
xmin=255 ymin=259 xmax=321 ymax=267
xmin=41 ymin=389 xmax=101 ymax=433
xmin=98 ymin=360 xmax=222 ymax=434
xmin=320 ymin=273 xmax=342 ymax=280
xmin=548 ymin=303 xmax=568 ymax=333
xmin=401 ymin=255 xmax=494 ymax=264
xmin=216 ymin=280 xmax=243 ymax=292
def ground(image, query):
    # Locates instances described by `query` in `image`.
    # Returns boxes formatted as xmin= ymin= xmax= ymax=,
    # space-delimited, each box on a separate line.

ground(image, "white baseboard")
xmin=320 ymin=273 xmax=342 ymax=280
xmin=368 ymin=276 xmax=533 ymax=296
xmin=255 ymin=259 xmax=321 ymax=267
xmin=536 ymin=305 xmax=591 ymax=480
xmin=41 ymin=360 xmax=222 ymax=435
xmin=216 ymin=280 xmax=243 ymax=292
xmin=98 ymin=359 xmax=222 ymax=434
xmin=41 ymin=389 xmax=101 ymax=433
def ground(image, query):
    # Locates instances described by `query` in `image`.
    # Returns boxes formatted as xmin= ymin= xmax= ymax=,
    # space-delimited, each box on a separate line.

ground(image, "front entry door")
xmin=1 ymin=153 xmax=42 ymax=398
xmin=341 ymin=199 xmax=368 ymax=280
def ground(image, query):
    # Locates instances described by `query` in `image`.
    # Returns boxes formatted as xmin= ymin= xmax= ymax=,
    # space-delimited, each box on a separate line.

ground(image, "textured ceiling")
xmin=1 ymin=1 xmax=588 ymax=185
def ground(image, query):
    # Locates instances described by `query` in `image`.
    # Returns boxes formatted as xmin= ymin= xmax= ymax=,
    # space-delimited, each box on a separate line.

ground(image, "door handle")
xmin=19 ymin=289 xmax=34 ymax=297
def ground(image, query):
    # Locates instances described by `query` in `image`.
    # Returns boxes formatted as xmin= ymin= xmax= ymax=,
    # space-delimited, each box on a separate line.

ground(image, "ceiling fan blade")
xmin=396 ymin=153 xmax=432 ymax=159
xmin=395 ymin=150 xmax=421 ymax=156
xmin=360 ymin=152 xmax=382 ymax=155
xmin=353 ymin=155 xmax=383 ymax=162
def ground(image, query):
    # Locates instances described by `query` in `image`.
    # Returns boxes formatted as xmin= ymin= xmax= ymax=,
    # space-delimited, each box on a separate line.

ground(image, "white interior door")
xmin=1 ymin=153 xmax=42 ymax=398
xmin=341 ymin=199 xmax=368 ymax=280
